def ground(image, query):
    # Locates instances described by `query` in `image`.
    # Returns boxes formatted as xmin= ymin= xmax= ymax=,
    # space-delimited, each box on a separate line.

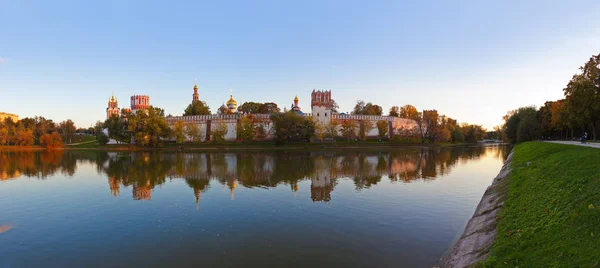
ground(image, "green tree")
xmin=211 ymin=122 xmax=228 ymax=143
xmin=184 ymin=100 xmax=211 ymax=116
xmin=104 ymin=115 xmax=129 ymax=144
xmin=376 ymin=120 xmax=389 ymax=139
xmin=237 ymin=115 xmax=256 ymax=142
xmin=258 ymin=102 xmax=280 ymax=114
xmin=128 ymin=106 xmax=172 ymax=147
xmin=502 ymin=106 xmax=540 ymax=143
xmin=173 ymin=120 xmax=186 ymax=144
xmin=185 ymin=122 xmax=202 ymax=143
xmin=238 ymin=102 xmax=262 ymax=114
xmin=270 ymin=111 xmax=315 ymax=144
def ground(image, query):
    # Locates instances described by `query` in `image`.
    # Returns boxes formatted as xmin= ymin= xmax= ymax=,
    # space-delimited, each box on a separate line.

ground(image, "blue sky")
xmin=1 ymin=0 xmax=599 ymax=129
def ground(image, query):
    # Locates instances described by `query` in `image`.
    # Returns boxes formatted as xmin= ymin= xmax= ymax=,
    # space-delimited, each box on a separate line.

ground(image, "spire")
xmin=192 ymin=78 xmax=199 ymax=102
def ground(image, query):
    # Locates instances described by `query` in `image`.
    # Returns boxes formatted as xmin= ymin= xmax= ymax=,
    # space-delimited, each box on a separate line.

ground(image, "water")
xmin=0 ymin=145 xmax=510 ymax=267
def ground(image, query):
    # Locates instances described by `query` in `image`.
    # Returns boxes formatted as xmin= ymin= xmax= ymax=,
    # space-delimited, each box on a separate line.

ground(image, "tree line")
xmin=501 ymin=53 xmax=600 ymax=143
xmin=0 ymin=117 xmax=81 ymax=148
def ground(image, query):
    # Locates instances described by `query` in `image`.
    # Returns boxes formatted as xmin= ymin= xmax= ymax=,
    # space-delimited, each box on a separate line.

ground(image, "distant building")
xmin=291 ymin=96 xmax=302 ymax=114
xmin=165 ymin=84 xmax=418 ymax=142
xmin=131 ymin=95 xmax=150 ymax=114
xmin=0 ymin=112 xmax=18 ymax=122
xmin=106 ymin=94 xmax=120 ymax=119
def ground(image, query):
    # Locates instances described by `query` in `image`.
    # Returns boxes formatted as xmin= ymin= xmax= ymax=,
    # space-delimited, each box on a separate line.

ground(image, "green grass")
xmin=484 ymin=142 xmax=600 ymax=267
xmin=69 ymin=135 xmax=96 ymax=143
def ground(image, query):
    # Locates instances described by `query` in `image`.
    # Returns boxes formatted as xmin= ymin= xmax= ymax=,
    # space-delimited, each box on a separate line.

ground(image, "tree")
xmin=352 ymin=100 xmax=383 ymax=115
xmin=173 ymin=120 xmax=186 ymax=144
xmin=128 ymin=106 xmax=172 ymax=147
xmin=237 ymin=115 xmax=256 ymax=142
xmin=502 ymin=106 xmax=540 ymax=143
xmin=40 ymin=132 xmax=63 ymax=149
xmin=314 ymin=122 xmax=327 ymax=142
xmin=270 ymin=111 xmax=315 ymax=144
xmin=359 ymin=121 xmax=374 ymax=140
xmin=389 ymin=106 xmax=399 ymax=117
xmin=258 ymin=102 xmax=280 ymax=114
xmin=327 ymin=120 xmax=340 ymax=139
xmin=340 ymin=120 xmax=358 ymax=141
xmin=185 ymin=122 xmax=202 ymax=143
xmin=376 ymin=120 xmax=389 ymax=139
xmin=238 ymin=102 xmax=262 ymax=114
xmin=400 ymin=105 xmax=419 ymax=120
xmin=184 ymin=100 xmax=211 ymax=116
xmin=423 ymin=110 xmax=440 ymax=143
xmin=211 ymin=122 xmax=228 ymax=143
xmin=58 ymin=119 xmax=76 ymax=144
xmin=104 ymin=115 xmax=129 ymax=144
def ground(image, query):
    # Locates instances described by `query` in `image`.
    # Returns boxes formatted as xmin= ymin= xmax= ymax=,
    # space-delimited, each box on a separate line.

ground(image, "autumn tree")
xmin=211 ymin=122 xmax=228 ymax=143
xmin=327 ymin=120 xmax=340 ymax=139
xmin=314 ymin=122 xmax=327 ymax=142
xmin=40 ymin=132 xmax=63 ymax=149
xmin=389 ymin=106 xmax=399 ymax=117
xmin=340 ymin=120 xmax=358 ymax=141
xmin=57 ymin=119 xmax=76 ymax=144
xmin=352 ymin=100 xmax=383 ymax=116
xmin=399 ymin=105 xmax=419 ymax=120
xmin=185 ymin=122 xmax=202 ymax=143
xmin=184 ymin=100 xmax=211 ymax=116
xmin=376 ymin=120 xmax=389 ymax=139
xmin=237 ymin=115 xmax=257 ymax=142
xmin=173 ymin=120 xmax=186 ymax=144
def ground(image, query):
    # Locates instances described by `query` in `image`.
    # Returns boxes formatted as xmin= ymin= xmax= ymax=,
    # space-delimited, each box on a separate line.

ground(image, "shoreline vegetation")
xmin=478 ymin=142 xmax=600 ymax=267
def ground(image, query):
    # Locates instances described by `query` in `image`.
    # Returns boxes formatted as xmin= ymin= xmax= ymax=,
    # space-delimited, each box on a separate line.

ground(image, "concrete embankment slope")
xmin=441 ymin=150 xmax=513 ymax=267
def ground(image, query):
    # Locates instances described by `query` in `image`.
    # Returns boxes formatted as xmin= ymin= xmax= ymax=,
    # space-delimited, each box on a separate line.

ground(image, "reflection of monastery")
xmin=106 ymin=83 xmax=418 ymax=141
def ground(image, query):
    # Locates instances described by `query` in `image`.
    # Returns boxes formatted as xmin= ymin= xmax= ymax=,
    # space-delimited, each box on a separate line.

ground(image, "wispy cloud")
xmin=0 ymin=57 xmax=5 ymax=64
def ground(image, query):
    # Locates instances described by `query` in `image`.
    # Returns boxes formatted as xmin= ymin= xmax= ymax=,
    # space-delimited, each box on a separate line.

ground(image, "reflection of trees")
xmin=104 ymin=152 xmax=174 ymax=200
xmin=0 ymin=150 xmax=92 ymax=180
xmin=1 ymin=145 xmax=511 ymax=203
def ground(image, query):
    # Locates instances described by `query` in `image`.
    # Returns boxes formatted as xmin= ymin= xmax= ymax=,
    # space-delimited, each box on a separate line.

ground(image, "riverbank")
xmin=445 ymin=142 xmax=600 ymax=267
xmin=482 ymin=142 xmax=600 ymax=267
xmin=442 ymin=149 xmax=513 ymax=267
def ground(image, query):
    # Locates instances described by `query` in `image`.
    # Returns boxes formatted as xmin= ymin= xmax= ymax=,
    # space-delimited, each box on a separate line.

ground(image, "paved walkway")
xmin=545 ymin=140 xmax=600 ymax=149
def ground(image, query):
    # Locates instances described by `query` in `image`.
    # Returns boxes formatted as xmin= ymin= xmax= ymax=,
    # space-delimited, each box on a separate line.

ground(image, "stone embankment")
xmin=441 ymin=150 xmax=513 ymax=267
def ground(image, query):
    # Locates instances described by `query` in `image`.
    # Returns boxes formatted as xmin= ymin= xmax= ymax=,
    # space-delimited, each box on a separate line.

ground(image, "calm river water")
xmin=0 ymin=145 xmax=510 ymax=267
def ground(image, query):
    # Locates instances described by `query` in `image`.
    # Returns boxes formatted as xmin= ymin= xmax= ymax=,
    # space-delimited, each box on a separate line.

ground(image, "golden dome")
xmin=227 ymin=94 xmax=237 ymax=106
xmin=294 ymin=95 xmax=299 ymax=102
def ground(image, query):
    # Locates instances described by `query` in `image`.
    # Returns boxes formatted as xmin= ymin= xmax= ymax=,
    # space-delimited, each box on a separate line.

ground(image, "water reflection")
xmin=0 ymin=146 xmax=510 ymax=203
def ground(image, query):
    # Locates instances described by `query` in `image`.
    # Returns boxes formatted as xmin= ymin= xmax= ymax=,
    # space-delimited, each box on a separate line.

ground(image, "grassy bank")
xmin=484 ymin=142 xmax=600 ymax=267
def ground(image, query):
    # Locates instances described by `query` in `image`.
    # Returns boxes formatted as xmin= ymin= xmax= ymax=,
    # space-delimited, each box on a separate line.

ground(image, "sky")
xmin=1 ymin=0 xmax=599 ymax=129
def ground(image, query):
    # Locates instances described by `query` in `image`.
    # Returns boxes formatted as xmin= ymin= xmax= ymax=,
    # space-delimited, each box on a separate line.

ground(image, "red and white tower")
xmin=311 ymin=90 xmax=334 ymax=125
xmin=106 ymin=93 xmax=120 ymax=119
xmin=193 ymin=84 xmax=199 ymax=102
xmin=130 ymin=95 xmax=150 ymax=114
